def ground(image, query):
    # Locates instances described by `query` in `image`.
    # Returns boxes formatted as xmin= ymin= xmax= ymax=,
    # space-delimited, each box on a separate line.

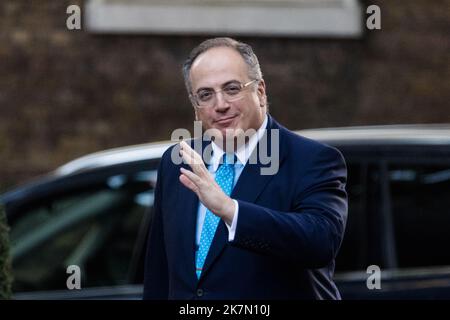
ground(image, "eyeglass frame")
xmin=190 ymin=79 xmax=259 ymax=108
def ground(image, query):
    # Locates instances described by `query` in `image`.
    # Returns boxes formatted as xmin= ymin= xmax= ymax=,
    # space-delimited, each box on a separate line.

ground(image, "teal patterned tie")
xmin=196 ymin=154 xmax=235 ymax=279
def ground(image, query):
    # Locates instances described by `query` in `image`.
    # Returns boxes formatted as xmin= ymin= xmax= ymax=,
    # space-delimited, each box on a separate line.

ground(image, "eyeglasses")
xmin=190 ymin=80 xmax=258 ymax=108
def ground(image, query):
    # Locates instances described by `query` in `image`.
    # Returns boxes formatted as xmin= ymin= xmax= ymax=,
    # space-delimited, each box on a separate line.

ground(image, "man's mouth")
xmin=215 ymin=115 xmax=238 ymax=126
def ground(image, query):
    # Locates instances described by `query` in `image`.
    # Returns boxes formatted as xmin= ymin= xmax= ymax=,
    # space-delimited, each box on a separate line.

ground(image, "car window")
xmin=9 ymin=170 xmax=156 ymax=292
xmin=336 ymin=162 xmax=384 ymax=272
xmin=336 ymin=159 xmax=400 ymax=272
xmin=390 ymin=164 xmax=450 ymax=268
xmin=335 ymin=163 xmax=365 ymax=271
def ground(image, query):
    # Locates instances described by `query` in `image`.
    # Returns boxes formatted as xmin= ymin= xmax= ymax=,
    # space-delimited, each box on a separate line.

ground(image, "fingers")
xmin=180 ymin=167 xmax=202 ymax=186
xmin=179 ymin=172 xmax=198 ymax=193
xmin=179 ymin=141 xmax=216 ymax=197
xmin=179 ymin=141 xmax=207 ymax=176
xmin=180 ymin=141 xmax=202 ymax=164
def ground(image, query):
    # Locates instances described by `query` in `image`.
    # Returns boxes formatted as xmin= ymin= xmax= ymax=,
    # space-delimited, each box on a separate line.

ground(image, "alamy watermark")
xmin=170 ymin=121 xmax=280 ymax=175
xmin=366 ymin=5 xmax=381 ymax=30
xmin=366 ymin=265 xmax=382 ymax=290
xmin=66 ymin=265 xmax=81 ymax=290
xmin=66 ymin=5 xmax=81 ymax=30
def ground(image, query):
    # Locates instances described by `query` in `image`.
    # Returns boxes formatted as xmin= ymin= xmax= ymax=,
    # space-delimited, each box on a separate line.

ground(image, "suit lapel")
xmin=175 ymin=138 xmax=214 ymax=286
xmin=177 ymin=162 xmax=199 ymax=286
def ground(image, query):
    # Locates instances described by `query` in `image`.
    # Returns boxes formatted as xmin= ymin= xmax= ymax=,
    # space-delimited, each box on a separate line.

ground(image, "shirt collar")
xmin=209 ymin=114 xmax=268 ymax=173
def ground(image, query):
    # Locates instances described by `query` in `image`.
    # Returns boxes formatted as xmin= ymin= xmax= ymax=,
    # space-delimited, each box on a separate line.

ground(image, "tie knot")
xmin=222 ymin=153 xmax=237 ymax=166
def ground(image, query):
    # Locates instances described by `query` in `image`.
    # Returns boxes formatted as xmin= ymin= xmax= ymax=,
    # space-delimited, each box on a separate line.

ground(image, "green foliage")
xmin=0 ymin=203 xmax=13 ymax=299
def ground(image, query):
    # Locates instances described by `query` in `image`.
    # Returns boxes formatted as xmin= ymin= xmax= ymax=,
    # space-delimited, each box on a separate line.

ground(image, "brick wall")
xmin=0 ymin=0 xmax=449 ymax=191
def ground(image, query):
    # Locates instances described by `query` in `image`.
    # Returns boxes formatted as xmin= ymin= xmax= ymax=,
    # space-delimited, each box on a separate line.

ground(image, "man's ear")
xmin=189 ymin=97 xmax=199 ymax=120
xmin=257 ymin=79 xmax=267 ymax=107
xmin=194 ymin=108 xmax=199 ymax=121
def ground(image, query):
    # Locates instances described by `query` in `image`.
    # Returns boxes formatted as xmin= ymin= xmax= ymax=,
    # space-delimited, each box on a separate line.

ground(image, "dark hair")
xmin=182 ymin=37 xmax=263 ymax=94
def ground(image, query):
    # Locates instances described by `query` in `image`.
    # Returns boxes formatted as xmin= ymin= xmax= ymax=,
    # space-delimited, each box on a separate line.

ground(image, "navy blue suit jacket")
xmin=143 ymin=115 xmax=347 ymax=299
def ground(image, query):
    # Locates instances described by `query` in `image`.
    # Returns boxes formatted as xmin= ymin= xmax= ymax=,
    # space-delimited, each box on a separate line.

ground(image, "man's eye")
xmin=224 ymin=85 xmax=241 ymax=95
xmin=198 ymin=91 xmax=213 ymax=101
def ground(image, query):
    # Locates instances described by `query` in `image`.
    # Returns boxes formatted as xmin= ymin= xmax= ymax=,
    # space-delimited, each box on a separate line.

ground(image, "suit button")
xmin=196 ymin=289 xmax=204 ymax=297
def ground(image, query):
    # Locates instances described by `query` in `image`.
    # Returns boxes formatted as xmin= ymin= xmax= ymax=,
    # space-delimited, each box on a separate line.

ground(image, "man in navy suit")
xmin=143 ymin=37 xmax=347 ymax=299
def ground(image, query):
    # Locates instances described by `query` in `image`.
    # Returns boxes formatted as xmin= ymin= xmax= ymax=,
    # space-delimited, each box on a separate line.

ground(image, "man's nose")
xmin=214 ymin=91 xmax=230 ymax=111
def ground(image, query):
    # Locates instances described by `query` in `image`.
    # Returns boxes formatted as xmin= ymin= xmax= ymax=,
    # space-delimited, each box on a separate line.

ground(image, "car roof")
xmin=55 ymin=141 xmax=171 ymax=176
xmin=55 ymin=124 xmax=450 ymax=177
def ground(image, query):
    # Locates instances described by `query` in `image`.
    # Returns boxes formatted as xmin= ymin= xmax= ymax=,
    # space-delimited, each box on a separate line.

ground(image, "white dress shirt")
xmin=195 ymin=115 xmax=268 ymax=244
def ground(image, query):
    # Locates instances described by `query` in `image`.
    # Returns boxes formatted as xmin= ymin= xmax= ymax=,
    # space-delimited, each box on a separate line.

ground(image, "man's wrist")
xmin=218 ymin=196 xmax=235 ymax=225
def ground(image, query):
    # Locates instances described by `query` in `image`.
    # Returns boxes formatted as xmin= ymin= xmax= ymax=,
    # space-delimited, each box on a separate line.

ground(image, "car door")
xmin=334 ymin=145 xmax=450 ymax=299
xmin=5 ymin=160 xmax=158 ymax=299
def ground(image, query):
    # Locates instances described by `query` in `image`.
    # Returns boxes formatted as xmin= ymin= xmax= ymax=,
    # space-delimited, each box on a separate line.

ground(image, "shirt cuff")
xmin=225 ymin=199 xmax=239 ymax=242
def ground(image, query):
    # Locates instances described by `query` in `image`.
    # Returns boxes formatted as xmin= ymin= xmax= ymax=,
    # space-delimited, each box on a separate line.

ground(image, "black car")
xmin=2 ymin=124 xmax=450 ymax=299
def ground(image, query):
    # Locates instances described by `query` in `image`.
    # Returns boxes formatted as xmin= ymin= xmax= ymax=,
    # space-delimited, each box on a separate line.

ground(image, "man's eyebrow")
xmin=222 ymin=80 xmax=240 ymax=86
xmin=195 ymin=80 xmax=240 ymax=92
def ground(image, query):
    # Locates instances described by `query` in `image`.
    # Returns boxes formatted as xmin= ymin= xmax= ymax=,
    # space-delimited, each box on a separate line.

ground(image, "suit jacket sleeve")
xmin=233 ymin=144 xmax=348 ymax=269
xmin=143 ymin=155 xmax=169 ymax=299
